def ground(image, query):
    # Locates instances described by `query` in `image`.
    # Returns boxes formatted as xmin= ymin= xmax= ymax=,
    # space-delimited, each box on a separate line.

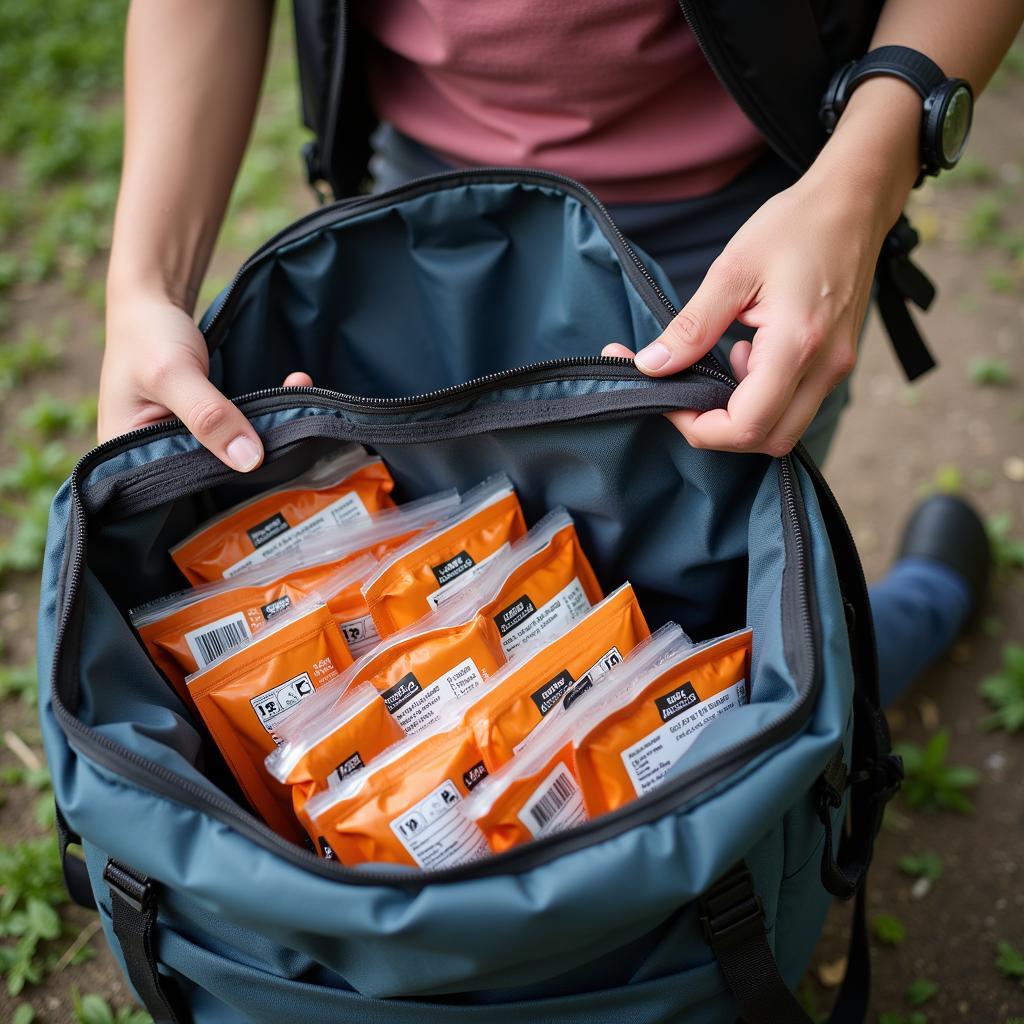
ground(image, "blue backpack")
xmin=38 ymin=171 xmax=901 ymax=1023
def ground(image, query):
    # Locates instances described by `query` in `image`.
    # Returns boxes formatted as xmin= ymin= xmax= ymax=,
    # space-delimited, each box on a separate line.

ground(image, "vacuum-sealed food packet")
xmin=186 ymin=599 xmax=354 ymax=842
xmin=170 ymin=445 xmax=396 ymax=584
xmin=267 ymin=509 xmax=602 ymax=797
xmin=131 ymin=554 xmax=377 ymax=707
xmin=573 ymin=626 xmax=751 ymax=816
xmin=286 ymin=683 xmax=406 ymax=852
xmin=132 ymin=490 xmax=459 ymax=701
xmin=466 ymin=583 xmax=650 ymax=772
xmin=465 ymin=725 xmax=583 ymax=854
xmin=305 ymin=722 xmax=489 ymax=868
xmin=265 ymin=608 xmax=506 ymax=806
xmin=362 ymin=475 xmax=526 ymax=635
xmin=464 ymin=624 xmax=690 ymax=852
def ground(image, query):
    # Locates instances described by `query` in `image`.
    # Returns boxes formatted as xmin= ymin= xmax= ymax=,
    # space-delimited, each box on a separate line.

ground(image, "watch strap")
xmin=844 ymin=45 xmax=945 ymax=102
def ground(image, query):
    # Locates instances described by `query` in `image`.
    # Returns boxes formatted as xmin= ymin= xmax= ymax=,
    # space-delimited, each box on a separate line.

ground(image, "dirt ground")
xmin=1 ymin=33 xmax=1022 ymax=1024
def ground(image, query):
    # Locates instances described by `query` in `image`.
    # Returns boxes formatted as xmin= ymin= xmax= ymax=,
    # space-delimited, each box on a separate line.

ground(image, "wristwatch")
xmin=819 ymin=44 xmax=973 ymax=182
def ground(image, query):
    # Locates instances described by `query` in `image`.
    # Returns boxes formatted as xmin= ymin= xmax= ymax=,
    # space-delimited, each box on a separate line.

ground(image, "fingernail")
xmin=635 ymin=341 xmax=670 ymax=372
xmin=226 ymin=435 xmax=261 ymax=472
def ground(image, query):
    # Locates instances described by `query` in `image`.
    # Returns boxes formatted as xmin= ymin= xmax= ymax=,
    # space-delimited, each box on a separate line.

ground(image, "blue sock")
xmin=868 ymin=556 xmax=972 ymax=708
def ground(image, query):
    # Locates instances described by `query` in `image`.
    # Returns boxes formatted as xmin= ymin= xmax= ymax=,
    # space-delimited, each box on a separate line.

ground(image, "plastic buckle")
xmin=814 ymin=748 xmax=849 ymax=819
xmin=885 ymin=215 xmax=920 ymax=258
xmin=103 ymin=860 xmax=153 ymax=915
xmin=699 ymin=866 xmax=765 ymax=956
xmin=301 ymin=140 xmax=330 ymax=205
xmin=872 ymin=753 xmax=904 ymax=805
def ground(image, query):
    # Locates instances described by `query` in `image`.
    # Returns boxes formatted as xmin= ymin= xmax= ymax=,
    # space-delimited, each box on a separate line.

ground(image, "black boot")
xmin=896 ymin=494 xmax=990 ymax=622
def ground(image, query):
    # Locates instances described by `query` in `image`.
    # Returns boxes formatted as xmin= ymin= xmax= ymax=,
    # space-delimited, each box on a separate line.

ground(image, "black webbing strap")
xmin=103 ymin=859 xmax=187 ymax=1024
xmin=875 ymin=216 xmax=937 ymax=381
xmin=700 ymin=862 xmax=870 ymax=1024
xmin=55 ymin=804 xmax=97 ymax=911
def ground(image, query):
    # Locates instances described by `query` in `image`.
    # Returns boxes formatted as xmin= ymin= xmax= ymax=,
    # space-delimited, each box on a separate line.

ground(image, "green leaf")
xmin=72 ymin=988 xmax=116 ymax=1024
xmin=0 ymin=662 xmax=37 ymax=705
xmin=996 ymin=940 xmax=1024 ymax=983
xmin=871 ymin=913 xmax=906 ymax=946
xmin=12 ymin=1004 xmax=35 ymax=1024
xmin=894 ymin=731 xmax=977 ymax=814
xmin=968 ymin=356 xmax=1014 ymax=386
xmin=980 ymin=644 xmax=1024 ymax=733
xmin=25 ymin=898 xmax=60 ymax=940
xmin=987 ymin=515 xmax=1024 ymax=577
xmin=905 ymin=978 xmax=938 ymax=1007
xmin=897 ymin=852 xmax=943 ymax=882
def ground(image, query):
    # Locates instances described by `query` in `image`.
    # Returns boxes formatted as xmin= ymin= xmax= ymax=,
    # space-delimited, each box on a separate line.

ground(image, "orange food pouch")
xmin=306 ymin=724 xmax=490 ymax=868
xmin=465 ymin=625 xmax=694 ymax=853
xmin=468 ymin=740 xmax=583 ymax=854
xmin=574 ymin=628 xmax=752 ymax=817
xmin=283 ymin=683 xmax=407 ymax=852
xmin=268 ymin=509 xmax=602 ymax=802
xmin=170 ymin=445 xmax=395 ymax=584
xmin=186 ymin=601 xmax=354 ymax=842
xmin=466 ymin=583 xmax=650 ymax=772
xmin=266 ymin=611 xmax=506 ymax=817
xmin=362 ymin=475 xmax=526 ymax=636
xmin=132 ymin=554 xmax=377 ymax=708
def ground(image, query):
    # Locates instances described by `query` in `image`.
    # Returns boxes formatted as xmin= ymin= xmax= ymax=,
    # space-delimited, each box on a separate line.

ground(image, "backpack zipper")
xmin=50 ymin=364 xmax=821 ymax=889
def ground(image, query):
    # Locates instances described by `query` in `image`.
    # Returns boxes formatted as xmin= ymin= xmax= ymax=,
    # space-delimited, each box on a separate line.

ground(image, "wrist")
xmin=106 ymin=265 xmax=197 ymax=317
xmin=809 ymin=76 xmax=923 ymax=235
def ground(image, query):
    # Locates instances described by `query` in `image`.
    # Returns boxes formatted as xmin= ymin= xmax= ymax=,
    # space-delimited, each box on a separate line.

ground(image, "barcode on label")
xmin=528 ymin=771 xmax=576 ymax=830
xmin=185 ymin=613 xmax=252 ymax=668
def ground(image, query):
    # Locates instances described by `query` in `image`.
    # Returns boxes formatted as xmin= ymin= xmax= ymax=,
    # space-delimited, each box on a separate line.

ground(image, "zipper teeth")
xmin=73 ymin=356 xmax=734 ymax=480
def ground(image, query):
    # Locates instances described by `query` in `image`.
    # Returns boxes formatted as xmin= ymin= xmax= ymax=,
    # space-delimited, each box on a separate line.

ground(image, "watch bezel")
xmin=923 ymin=80 xmax=973 ymax=171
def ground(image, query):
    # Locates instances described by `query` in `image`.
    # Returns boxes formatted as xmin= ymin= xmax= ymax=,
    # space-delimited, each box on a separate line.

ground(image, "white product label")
xmin=380 ymin=657 xmax=485 ymax=735
xmin=493 ymin=577 xmax=591 ymax=658
xmin=389 ymin=778 xmax=489 ymax=870
xmin=249 ymin=671 xmax=317 ymax=735
xmin=426 ymin=543 xmax=510 ymax=610
xmin=184 ymin=612 xmax=253 ymax=669
xmin=223 ymin=491 xmax=370 ymax=578
xmin=511 ymin=645 xmax=623 ymax=757
xmin=336 ymin=613 xmax=379 ymax=656
xmin=518 ymin=762 xmax=586 ymax=839
xmin=620 ymin=679 xmax=748 ymax=796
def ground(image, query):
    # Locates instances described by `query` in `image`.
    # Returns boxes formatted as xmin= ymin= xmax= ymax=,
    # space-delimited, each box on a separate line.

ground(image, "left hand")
xmin=604 ymin=166 xmax=892 ymax=456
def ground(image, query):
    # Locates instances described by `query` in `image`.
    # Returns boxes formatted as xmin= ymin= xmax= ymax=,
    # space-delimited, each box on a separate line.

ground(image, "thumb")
xmin=161 ymin=363 xmax=265 ymax=473
xmin=634 ymin=257 xmax=752 ymax=377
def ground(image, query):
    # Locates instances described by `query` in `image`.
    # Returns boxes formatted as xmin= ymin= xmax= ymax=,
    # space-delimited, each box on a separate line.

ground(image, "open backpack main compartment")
xmin=38 ymin=171 xmax=899 ymax=1023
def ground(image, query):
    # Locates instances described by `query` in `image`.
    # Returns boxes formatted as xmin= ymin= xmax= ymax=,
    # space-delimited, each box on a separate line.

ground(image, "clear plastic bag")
xmin=362 ymin=474 xmax=526 ymax=635
xmin=170 ymin=445 xmax=396 ymax=583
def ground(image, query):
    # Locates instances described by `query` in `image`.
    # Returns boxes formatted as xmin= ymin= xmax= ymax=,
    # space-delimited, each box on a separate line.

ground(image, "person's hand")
xmin=604 ymin=168 xmax=892 ymax=457
xmin=99 ymin=292 xmax=312 ymax=471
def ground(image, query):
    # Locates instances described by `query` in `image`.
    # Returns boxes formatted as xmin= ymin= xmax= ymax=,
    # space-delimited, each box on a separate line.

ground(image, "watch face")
xmin=941 ymin=85 xmax=972 ymax=166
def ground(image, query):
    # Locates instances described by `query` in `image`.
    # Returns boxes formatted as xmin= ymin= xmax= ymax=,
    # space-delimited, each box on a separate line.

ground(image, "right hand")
xmin=100 ymin=292 xmax=312 ymax=472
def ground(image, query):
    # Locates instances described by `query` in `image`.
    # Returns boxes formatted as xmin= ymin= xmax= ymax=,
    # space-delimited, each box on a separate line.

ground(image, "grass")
xmin=897 ymin=851 xmax=943 ymax=883
xmin=968 ymin=356 xmax=1015 ymax=387
xmin=0 ymin=327 xmax=63 ymax=395
xmin=987 ymin=513 xmax=1024 ymax=578
xmin=980 ymin=644 xmax=1024 ymax=733
xmin=894 ymin=730 xmax=978 ymax=814
xmin=871 ymin=913 xmax=906 ymax=946
xmin=0 ymin=837 xmax=75 ymax=996
xmin=996 ymin=941 xmax=1024 ymax=989
xmin=72 ymin=988 xmax=152 ymax=1024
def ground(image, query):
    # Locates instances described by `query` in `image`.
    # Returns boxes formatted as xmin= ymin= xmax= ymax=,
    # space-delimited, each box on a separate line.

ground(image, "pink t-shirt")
xmin=357 ymin=0 xmax=765 ymax=203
